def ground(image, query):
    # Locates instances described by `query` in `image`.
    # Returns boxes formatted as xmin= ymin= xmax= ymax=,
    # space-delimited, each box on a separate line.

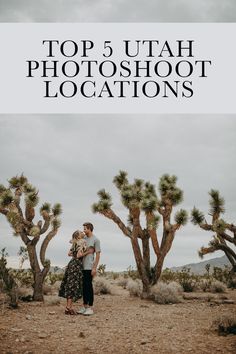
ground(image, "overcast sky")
xmin=0 ymin=2 xmax=235 ymax=271
xmin=0 ymin=115 xmax=235 ymax=270
xmin=0 ymin=0 xmax=236 ymax=22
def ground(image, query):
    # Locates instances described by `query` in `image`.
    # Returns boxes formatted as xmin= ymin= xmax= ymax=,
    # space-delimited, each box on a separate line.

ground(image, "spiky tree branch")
xmin=192 ymin=190 xmax=236 ymax=272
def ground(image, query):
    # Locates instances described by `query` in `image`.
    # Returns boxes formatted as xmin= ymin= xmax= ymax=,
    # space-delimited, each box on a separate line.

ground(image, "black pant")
xmin=83 ymin=270 xmax=94 ymax=306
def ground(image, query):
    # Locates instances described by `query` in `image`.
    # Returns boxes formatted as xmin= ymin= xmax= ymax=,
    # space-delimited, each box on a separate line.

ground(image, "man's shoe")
xmin=83 ymin=308 xmax=94 ymax=316
xmin=77 ymin=307 xmax=86 ymax=315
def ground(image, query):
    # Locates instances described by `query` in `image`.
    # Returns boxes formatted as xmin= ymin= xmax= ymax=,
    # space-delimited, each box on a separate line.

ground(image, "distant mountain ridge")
xmin=170 ymin=255 xmax=230 ymax=274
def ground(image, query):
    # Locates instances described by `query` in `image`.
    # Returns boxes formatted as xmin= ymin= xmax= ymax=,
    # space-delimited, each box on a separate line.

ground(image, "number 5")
xmin=103 ymin=41 xmax=113 ymax=57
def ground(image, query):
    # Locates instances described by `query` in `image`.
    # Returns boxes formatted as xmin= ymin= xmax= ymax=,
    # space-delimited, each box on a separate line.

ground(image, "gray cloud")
xmin=0 ymin=0 xmax=235 ymax=22
xmin=0 ymin=114 xmax=235 ymax=270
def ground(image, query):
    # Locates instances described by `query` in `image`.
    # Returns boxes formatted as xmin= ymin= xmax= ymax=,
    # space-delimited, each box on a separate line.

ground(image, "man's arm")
xmin=92 ymin=251 xmax=101 ymax=276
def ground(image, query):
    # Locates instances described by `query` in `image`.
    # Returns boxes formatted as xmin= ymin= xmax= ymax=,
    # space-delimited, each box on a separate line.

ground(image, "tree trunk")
xmin=33 ymin=272 xmax=44 ymax=301
xmin=153 ymin=255 xmax=165 ymax=285
xmin=130 ymin=237 xmax=151 ymax=295
xmin=141 ymin=281 xmax=151 ymax=299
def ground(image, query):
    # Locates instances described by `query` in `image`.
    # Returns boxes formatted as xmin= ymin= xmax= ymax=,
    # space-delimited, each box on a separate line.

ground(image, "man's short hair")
xmin=83 ymin=222 xmax=94 ymax=232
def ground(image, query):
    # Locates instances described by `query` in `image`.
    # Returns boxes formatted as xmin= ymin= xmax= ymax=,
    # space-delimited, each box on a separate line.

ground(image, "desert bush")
xmin=18 ymin=286 xmax=32 ymax=297
xmin=111 ymin=272 xmax=119 ymax=280
xmin=43 ymin=284 xmax=53 ymax=295
xmin=161 ymin=268 xmax=178 ymax=283
xmin=228 ymin=276 xmax=236 ymax=289
xmin=125 ymin=266 xmax=140 ymax=280
xmin=177 ymin=267 xmax=198 ymax=292
xmin=198 ymin=277 xmax=213 ymax=292
xmin=127 ymin=279 xmax=143 ymax=297
xmin=210 ymin=280 xmax=227 ymax=293
xmin=150 ymin=281 xmax=183 ymax=304
xmin=9 ymin=269 xmax=33 ymax=288
xmin=93 ymin=277 xmax=112 ymax=295
xmin=117 ymin=277 xmax=128 ymax=288
xmin=213 ymin=314 xmax=236 ymax=335
xmin=51 ymin=280 xmax=61 ymax=291
xmin=45 ymin=272 xmax=64 ymax=285
xmin=0 ymin=279 xmax=4 ymax=292
xmin=44 ymin=295 xmax=60 ymax=305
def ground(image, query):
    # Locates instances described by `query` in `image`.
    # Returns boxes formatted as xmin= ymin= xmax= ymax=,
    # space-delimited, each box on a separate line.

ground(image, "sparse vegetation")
xmin=150 ymin=281 xmax=183 ymax=304
xmin=210 ymin=280 xmax=227 ymax=293
xmin=0 ymin=248 xmax=18 ymax=308
xmin=127 ymin=279 xmax=143 ymax=297
xmin=93 ymin=277 xmax=112 ymax=295
xmin=213 ymin=314 xmax=236 ymax=335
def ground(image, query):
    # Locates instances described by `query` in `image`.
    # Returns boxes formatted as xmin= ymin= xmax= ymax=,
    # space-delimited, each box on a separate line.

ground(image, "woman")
xmin=58 ymin=230 xmax=87 ymax=315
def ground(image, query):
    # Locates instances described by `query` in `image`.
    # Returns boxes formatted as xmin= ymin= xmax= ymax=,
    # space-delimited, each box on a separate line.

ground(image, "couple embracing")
xmin=58 ymin=222 xmax=101 ymax=316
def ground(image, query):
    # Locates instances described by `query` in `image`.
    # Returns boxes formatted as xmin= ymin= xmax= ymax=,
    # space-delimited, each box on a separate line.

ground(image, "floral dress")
xmin=58 ymin=240 xmax=86 ymax=302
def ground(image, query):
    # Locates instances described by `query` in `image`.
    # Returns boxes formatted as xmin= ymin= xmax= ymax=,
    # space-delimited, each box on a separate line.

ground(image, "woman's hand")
xmin=77 ymin=251 xmax=83 ymax=258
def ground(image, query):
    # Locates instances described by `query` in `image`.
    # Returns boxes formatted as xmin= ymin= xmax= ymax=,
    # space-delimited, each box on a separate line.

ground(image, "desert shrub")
xmin=117 ymin=277 xmax=128 ymax=288
xmin=177 ymin=267 xmax=198 ymax=292
xmin=213 ymin=315 xmax=236 ymax=335
xmin=9 ymin=269 xmax=33 ymax=288
xmin=93 ymin=277 xmax=112 ymax=295
xmin=150 ymin=281 xmax=183 ymax=304
xmin=161 ymin=268 xmax=178 ymax=283
xmin=45 ymin=272 xmax=64 ymax=285
xmin=198 ymin=277 xmax=213 ymax=292
xmin=44 ymin=295 xmax=60 ymax=305
xmin=18 ymin=286 xmax=32 ymax=297
xmin=112 ymin=272 xmax=119 ymax=280
xmin=228 ymin=276 xmax=236 ymax=289
xmin=125 ymin=266 xmax=140 ymax=280
xmin=127 ymin=279 xmax=142 ymax=297
xmin=51 ymin=280 xmax=61 ymax=291
xmin=210 ymin=280 xmax=227 ymax=293
xmin=43 ymin=284 xmax=53 ymax=295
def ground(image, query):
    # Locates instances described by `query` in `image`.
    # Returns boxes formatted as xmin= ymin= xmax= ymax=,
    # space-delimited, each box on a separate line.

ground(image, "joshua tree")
xmin=191 ymin=190 xmax=236 ymax=273
xmin=92 ymin=171 xmax=187 ymax=296
xmin=0 ymin=248 xmax=18 ymax=308
xmin=0 ymin=175 xmax=62 ymax=301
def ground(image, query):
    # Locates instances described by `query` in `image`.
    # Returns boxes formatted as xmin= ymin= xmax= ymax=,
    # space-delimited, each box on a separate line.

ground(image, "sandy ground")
xmin=0 ymin=285 xmax=236 ymax=354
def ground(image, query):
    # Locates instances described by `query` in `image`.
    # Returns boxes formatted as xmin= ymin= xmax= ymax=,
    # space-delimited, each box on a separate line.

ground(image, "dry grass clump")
xmin=198 ymin=278 xmax=212 ymax=292
xmin=210 ymin=280 xmax=227 ymax=293
xmin=44 ymin=295 xmax=60 ymax=305
xmin=127 ymin=279 xmax=142 ymax=297
xmin=213 ymin=314 xmax=236 ymax=335
xmin=93 ymin=277 xmax=112 ymax=295
xmin=43 ymin=284 xmax=54 ymax=295
xmin=117 ymin=277 xmax=128 ymax=289
xmin=150 ymin=281 xmax=183 ymax=304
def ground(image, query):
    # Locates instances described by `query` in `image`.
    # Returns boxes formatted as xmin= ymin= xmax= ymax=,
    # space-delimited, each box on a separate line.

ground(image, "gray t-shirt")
xmin=82 ymin=235 xmax=101 ymax=270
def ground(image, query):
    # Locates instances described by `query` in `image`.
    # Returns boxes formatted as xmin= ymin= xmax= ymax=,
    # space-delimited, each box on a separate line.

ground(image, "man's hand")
xmin=91 ymin=267 xmax=97 ymax=277
xmin=77 ymin=251 xmax=83 ymax=258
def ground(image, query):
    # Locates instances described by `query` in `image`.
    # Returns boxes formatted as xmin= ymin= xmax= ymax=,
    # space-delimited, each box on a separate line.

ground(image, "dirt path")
xmin=0 ymin=287 xmax=236 ymax=354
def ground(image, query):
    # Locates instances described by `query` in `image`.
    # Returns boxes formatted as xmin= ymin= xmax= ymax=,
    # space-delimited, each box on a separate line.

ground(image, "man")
xmin=78 ymin=222 xmax=101 ymax=316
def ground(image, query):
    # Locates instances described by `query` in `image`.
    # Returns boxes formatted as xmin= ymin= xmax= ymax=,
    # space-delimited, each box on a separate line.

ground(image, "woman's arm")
xmin=77 ymin=247 xmax=94 ymax=258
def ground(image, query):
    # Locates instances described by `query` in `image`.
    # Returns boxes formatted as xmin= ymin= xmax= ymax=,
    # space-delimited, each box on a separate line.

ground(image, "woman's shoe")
xmin=65 ymin=307 xmax=76 ymax=315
